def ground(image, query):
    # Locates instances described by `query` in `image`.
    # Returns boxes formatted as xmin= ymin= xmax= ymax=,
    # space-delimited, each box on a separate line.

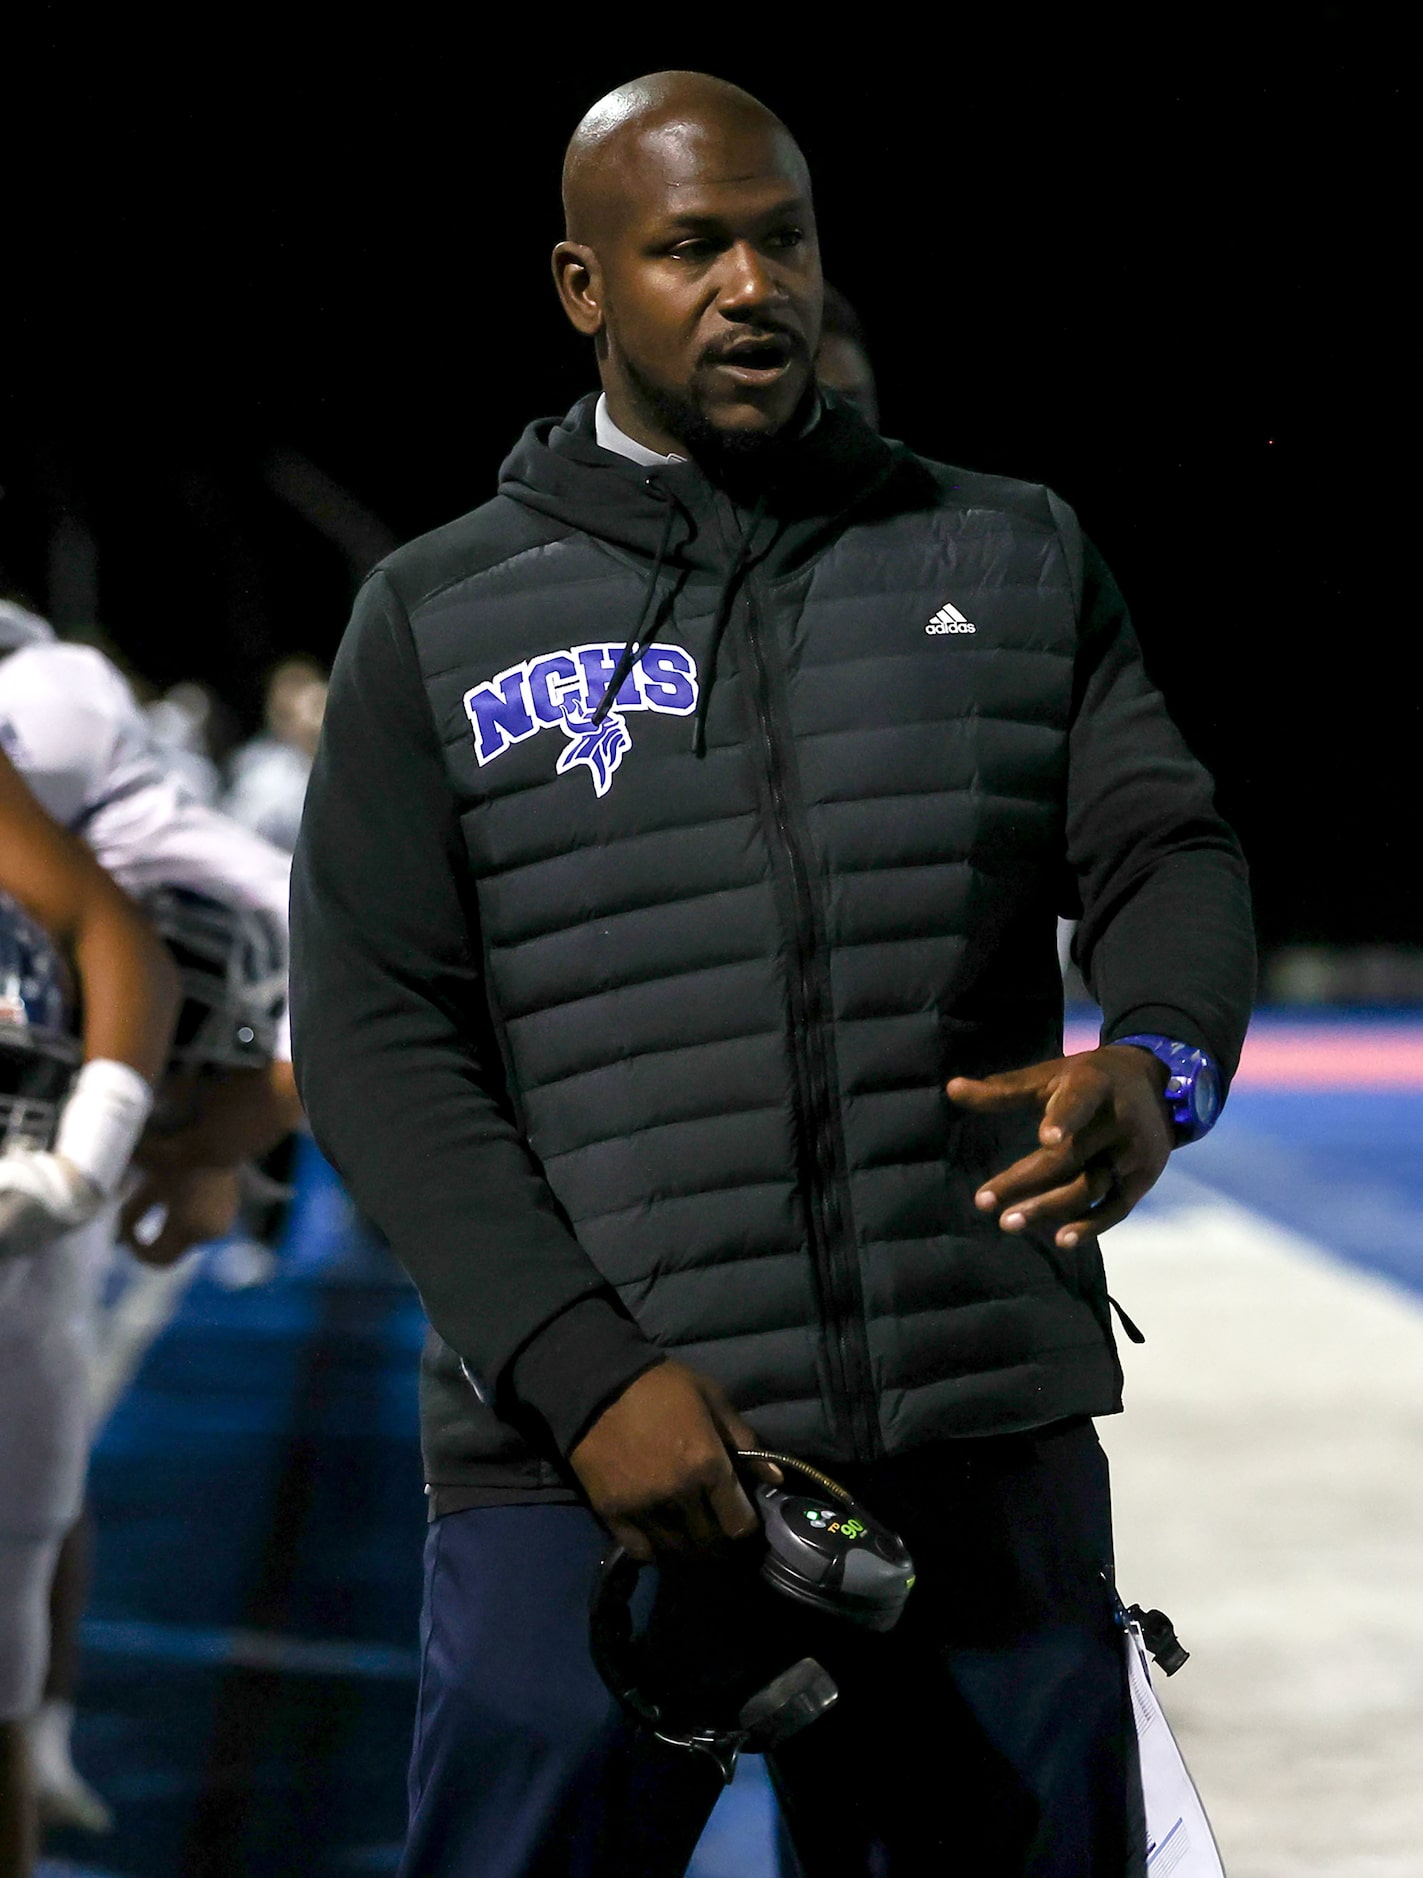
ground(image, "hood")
xmin=497 ymin=391 xmax=921 ymax=581
xmin=497 ymin=391 xmax=933 ymax=751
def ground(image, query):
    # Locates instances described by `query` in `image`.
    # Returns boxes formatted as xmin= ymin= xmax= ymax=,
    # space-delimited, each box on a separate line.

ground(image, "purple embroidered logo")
xmin=462 ymin=642 xmax=698 ymax=798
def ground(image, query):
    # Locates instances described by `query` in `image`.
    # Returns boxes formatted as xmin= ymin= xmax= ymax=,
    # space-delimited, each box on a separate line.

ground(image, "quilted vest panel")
xmin=412 ymin=479 xmax=1120 ymax=1467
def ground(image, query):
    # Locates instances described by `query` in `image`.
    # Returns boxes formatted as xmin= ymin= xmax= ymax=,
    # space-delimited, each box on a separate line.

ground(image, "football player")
xmin=0 ymin=600 xmax=301 ymax=1199
xmin=0 ymin=745 xmax=179 ymax=1878
xmin=0 ymin=601 xmax=304 ymax=1828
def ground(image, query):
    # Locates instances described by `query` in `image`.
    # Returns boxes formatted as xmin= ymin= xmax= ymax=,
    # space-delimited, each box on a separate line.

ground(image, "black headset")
xmin=590 ymin=1450 xmax=915 ymax=1782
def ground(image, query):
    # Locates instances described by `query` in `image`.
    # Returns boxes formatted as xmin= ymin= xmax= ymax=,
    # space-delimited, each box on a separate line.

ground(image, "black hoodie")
xmin=291 ymin=393 xmax=1254 ymax=1507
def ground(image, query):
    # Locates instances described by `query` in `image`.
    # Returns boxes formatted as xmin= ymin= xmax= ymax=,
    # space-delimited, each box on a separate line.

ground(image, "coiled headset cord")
xmin=733 ymin=1449 xmax=856 ymax=1508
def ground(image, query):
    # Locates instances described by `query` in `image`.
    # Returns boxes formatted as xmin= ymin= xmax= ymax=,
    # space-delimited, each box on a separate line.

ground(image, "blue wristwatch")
xmin=1113 ymin=1035 xmax=1222 ymax=1145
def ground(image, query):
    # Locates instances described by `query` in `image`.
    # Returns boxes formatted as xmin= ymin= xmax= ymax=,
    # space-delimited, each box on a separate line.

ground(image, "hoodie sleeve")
xmin=1055 ymin=514 xmax=1256 ymax=1083
xmin=290 ymin=571 xmax=663 ymax=1456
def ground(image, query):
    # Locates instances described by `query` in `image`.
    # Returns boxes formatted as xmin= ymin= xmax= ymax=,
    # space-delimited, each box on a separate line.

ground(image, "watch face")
xmin=1192 ymin=1061 xmax=1221 ymax=1128
xmin=1118 ymin=1037 xmax=1222 ymax=1140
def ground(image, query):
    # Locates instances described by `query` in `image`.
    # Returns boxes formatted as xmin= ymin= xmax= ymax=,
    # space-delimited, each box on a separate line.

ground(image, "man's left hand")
xmin=947 ymin=1045 xmax=1173 ymax=1249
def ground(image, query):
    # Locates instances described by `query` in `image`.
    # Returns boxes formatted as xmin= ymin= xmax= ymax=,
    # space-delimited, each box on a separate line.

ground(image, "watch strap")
xmin=1113 ymin=1034 xmax=1222 ymax=1145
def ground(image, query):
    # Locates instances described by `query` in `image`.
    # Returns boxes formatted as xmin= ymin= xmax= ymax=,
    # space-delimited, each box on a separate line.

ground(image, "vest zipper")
xmin=740 ymin=571 xmax=879 ymax=1464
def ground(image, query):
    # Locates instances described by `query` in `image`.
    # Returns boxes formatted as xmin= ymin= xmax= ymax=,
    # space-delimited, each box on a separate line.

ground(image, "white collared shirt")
xmin=594 ymin=390 xmax=820 ymax=468
xmin=594 ymin=394 xmax=685 ymax=467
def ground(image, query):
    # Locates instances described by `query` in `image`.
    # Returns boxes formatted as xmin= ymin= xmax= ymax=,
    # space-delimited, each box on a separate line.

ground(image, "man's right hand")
xmin=569 ymin=1359 xmax=777 ymax=1561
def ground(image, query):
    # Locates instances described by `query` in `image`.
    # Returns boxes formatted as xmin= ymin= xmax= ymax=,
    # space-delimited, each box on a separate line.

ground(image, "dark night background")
xmin=3 ymin=12 xmax=1411 ymax=956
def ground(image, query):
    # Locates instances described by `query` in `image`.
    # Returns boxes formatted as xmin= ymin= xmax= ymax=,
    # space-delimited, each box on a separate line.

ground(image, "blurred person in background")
xmin=0 ymin=600 xmax=300 ymax=1176
xmin=0 ymin=746 xmax=178 ymax=1878
xmin=0 ymin=597 xmax=304 ymax=1832
xmin=813 ymin=282 xmax=878 ymax=429
xmin=223 ymin=654 xmax=328 ymax=852
xmin=144 ymin=680 xmax=224 ymax=807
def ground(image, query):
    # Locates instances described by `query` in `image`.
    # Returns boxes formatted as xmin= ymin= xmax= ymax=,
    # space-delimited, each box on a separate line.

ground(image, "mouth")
xmin=708 ymin=331 xmax=799 ymax=388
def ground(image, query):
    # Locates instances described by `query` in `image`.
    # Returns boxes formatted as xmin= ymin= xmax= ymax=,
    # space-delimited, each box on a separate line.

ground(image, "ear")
xmin=552 ymin=240 xmax=604 ymax=337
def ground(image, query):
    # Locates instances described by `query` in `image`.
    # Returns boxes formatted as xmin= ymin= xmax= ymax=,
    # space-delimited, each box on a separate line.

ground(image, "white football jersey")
xmin=0 ymin=641 xmax=292 ymax=1058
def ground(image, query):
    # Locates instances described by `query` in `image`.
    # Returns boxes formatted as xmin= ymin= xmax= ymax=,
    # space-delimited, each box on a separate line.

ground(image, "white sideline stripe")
xmin=1101 ymin=1168 xmax=1423 ymax=1874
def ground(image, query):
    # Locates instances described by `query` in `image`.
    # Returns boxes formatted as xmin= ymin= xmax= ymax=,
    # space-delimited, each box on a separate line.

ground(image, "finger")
xmin=998 ymin=1163 xmax=1116 ymax=1234
xmin=686 ymin=1383 xmax=763 ymax=1541
xmin=974 ymin=1115 xmax=1120 ymax=1212
xmin=703 ymin=1461 xmax=759 ymax=1545
xmin=704 ymin=1391 xmax=782 ymax=1486
xmin=629 ymin=1501 xmax=699 ymax=1558
xmin=1053 ymin=1171 xmax=1151 ymax=1249
xmin=975 ymin=1147 xmax=1071 ymax=1213
xmin=118 ymin=1183 xmax=156 ymax=1245
xmin=945 ymin=1064 xmax=1057 ymax=1113
xmin=607 ymin=1518 xmax=654 ymax=1564
xmin=661 ymin=1489 xmax=725 ymax=1554
xmin=133 ymin=1214 xmax=191 ymax=1267
xmin=122 ymin=1200 xmax=174 ymax=1259
xmin=1039 ymin=1065 xmax=1113 ymax=1146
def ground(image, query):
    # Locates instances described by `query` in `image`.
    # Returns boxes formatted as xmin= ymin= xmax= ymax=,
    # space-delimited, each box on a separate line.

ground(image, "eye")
xmin=768 ymin=226 xmax=805 ymax=251
xmin=670 ymin=237 xmax=719 ymax=261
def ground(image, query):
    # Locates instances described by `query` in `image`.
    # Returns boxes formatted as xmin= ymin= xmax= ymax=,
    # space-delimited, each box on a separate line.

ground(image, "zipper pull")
xmin=1108 ymin=1294 xmax=1145 ymax=1344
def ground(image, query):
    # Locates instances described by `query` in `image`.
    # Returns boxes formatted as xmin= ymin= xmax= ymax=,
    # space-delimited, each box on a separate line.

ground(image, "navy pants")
xmin=399 ymin=1419 xmax=1138 ymax=1877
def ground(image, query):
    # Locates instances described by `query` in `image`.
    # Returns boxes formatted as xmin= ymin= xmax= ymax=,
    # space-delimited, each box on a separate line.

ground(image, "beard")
xmin=621 ymin=351 xmax=813 ymax=487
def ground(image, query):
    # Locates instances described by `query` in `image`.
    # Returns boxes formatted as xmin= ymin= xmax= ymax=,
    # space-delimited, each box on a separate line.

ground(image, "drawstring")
xmin=691 ymin=490 xmax=769 ymax=757
xmin=591 ymin=480 xmax=679 ymax=725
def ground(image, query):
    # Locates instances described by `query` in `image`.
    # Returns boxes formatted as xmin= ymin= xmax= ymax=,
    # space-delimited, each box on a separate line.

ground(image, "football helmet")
xmin=0 ymin=888 xmax=81 ymax=1154
xmin=142 ymin=886 xmax=286 ymax=1072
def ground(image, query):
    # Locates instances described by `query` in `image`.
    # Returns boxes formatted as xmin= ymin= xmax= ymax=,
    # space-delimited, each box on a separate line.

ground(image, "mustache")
xmin=699 ymin=324 xmax=809 ymax=367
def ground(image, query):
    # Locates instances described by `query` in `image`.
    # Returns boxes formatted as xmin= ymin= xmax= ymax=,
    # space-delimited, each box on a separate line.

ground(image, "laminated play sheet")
xmin=1126 ymin=1618 xmax=1227 ymax=1876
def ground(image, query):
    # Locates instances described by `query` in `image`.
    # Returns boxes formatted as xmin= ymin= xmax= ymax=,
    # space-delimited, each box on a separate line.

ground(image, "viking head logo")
xmin=555 ymin=707 xmax=632 ymax=798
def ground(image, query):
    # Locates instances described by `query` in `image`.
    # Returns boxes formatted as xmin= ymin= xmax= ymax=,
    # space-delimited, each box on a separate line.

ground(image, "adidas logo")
xmin=925 ymin=601 xmax=976 ymax=634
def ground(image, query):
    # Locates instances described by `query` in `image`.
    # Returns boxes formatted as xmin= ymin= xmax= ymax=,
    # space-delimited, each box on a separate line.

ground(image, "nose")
xmin=718 ymin=240 xmax=784 ymax=316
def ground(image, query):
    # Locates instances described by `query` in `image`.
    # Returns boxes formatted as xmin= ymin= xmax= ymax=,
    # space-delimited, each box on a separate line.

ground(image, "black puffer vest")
xmin=407 ymin=395 xmax=1125 ymax=1492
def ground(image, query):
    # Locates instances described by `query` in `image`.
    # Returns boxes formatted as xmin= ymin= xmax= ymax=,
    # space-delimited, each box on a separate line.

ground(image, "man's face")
xmin=562 ymin=117 xmax=823 ymax=452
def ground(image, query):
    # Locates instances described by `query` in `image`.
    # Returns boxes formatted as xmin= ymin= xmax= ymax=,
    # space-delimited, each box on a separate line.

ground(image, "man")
xmin=291 ymin=72 xmax=1254 ymax=1876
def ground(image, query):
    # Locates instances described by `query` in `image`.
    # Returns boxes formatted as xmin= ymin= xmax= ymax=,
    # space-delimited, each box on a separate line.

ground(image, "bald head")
xmin=553 ymin=70 xmax=822 ymax=463
xmin=563 ymin=71 xmax=808 ymax=247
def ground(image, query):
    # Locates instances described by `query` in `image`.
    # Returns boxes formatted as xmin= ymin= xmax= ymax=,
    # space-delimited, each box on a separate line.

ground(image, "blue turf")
xmin=1188 ymin=1090 xmax=1423 ymax=1299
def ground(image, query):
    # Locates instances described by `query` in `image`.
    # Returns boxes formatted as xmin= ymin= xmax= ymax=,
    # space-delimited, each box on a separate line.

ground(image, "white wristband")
xmin=54 ymin=1059 xmax=154 ymax=1199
